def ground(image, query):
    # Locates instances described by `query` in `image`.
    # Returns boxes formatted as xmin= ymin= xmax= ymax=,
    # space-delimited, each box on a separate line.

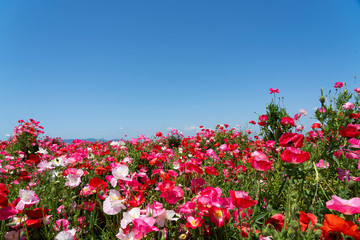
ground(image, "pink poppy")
xmin=250 ymin=151 xmax=273 ymax=172
xmin=343 ymin=102 xmax=355 ymax=110
xmin=209 ymin=206 xmax=230 ymax=227
xmin=326 ymin=195 xmax=360 ymax=215
xmin=315 ymin=159 xmax=330 ymax=169
xmin=334 ymin=82 xmax=343 ymax=88
xmin=133 ymin=217 xmax=159 ymax=239
xmin=269 ymin=88 xmax=280 ymax=94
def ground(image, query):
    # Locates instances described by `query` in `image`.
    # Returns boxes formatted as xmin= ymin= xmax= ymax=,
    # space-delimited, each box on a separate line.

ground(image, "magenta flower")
xmin=315 ymin=159 xmax=330 ymax=169
xmin=326 ymin=195 xmax=360 ymax=215
xmin=355 ymin=87 xmax=360 ymax=93
xmin=269 ymin=88 xmax=280 ymax=94
xmin=334 ymin=82 xmax=344 ymax=88
xmin=133 ymin=217 xmax=159 ymax=239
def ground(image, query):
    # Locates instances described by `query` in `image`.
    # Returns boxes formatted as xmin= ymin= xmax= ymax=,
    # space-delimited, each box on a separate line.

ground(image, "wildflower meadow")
xmin=2 ymin=81 xmax=360 ymax=240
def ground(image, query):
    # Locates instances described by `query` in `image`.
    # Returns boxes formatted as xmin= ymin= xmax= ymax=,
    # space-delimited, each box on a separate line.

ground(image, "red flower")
xmin=339 ymin=124 xmax=360 ymax=138
xmin=299 ymin=211 xmax=317 ymax=231
xmin=280 ymin=147 xmax=311 ymax=164
xmin=209 ymin=206 xmax=230 ymax=227
xmin=249 ymin=121 xmax=256 ymax=125
xmin=280 ymin=117 xmax=296 ymax=127
xmin=89 ymin=177 xmax=108 ymax=192
xmin=265 ymin=214 xmax=284 ymax=231
xmin=279 ymin=133 xmax=304 ymax=148
xmin=229 ymin=190 xmax=257 ymax=209
xmin=321 ymin=214 xmax=360 ymax=240
xmin=311 ymin=123 xmax=322 ymax=129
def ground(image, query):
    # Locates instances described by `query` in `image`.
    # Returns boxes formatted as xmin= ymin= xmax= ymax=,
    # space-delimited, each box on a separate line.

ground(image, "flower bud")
xmin=319 ymin=95 xmax=325 ymax=104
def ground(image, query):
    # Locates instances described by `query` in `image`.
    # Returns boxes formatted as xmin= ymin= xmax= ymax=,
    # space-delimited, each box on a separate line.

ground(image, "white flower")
xmin=156 ymin=210 xmax=179 ymax=227
xmin=121 ymin=208 xmax=141 ymax=229
xmin=116 ymin=228 xmax=135 ymax=240
xmin=36 ymin=147 xmax=48 ymax=155
xmin=53 ymin=157 xmax=65 ymax=167
xmin=112 ymin=165 xmax=131 ymax=181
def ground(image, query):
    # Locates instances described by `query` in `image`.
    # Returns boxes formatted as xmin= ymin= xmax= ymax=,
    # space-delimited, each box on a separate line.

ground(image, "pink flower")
xmin=0 ymin=206 xmax=18 ymax=221
xmin=53 ymin=219 xmax=70 ymax=231
xmin=318 ymin=107 xmax=326 ymax=113
xmin=209 ymin=206 xmax=230 ymax=227
xmin=334 ymin=82 xmax=344 ymax=88
xmin=299 ymin=109 xmax=308 ymax=116
xmin=269 ymin=88 xmax=280 ymax=94
xmin=315 ymin=159 xmax=330 ymax=169
xmin=343 ymin=102 xmax=355 ymax=110
xmin=337 ymin=168 xmax=351 ymax=182
xmin=250 ymin=151 xmax=273 ymax=171
xmin=64 ymin=168 xmax=84 ymax=188
xmin=355 ymin=87 xmax=360 ymax=93
xmin=326 ymin=195 xmax=360 ymax=215
xmin=133 ymin=217 xmax=159 ymax=239
xmin=185 ymin=216 xmax=204 ymax=229
xmin=16 ymin=189 xmax=40 ymax=210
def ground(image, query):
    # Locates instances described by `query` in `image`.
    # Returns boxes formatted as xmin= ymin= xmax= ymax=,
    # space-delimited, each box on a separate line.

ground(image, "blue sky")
xmin=0 ymin=0 xmax=359 ymax=140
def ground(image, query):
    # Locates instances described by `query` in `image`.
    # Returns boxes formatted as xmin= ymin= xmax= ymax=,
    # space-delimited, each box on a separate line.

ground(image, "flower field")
xmin=2 ymin=82 xmax=360 ymax=239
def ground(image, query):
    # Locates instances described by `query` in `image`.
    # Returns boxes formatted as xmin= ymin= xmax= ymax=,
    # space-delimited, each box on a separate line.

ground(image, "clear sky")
xmin=0 ymin=0 xmax=359 ymax=140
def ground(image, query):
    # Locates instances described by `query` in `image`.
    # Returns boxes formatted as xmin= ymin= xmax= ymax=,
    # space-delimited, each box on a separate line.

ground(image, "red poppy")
xmin=265 ymin=214 xmax=284 ymax=231
xmin=280 ymin=117 xmax=296 ymax=127
xmin=279 ymin=133 xmax=304 ymax=148
xmin=311 ymin=123 xmax=322 ymax=129
xmin=89 ymin=177 xmax=108 ymax=192
xmin=229 ymin=190 xmax=257 ymax=209
xmin=299 ymin=211 xmax=317 ymax=231
xmin=321 ymin=214 xmax=360 ymax=240
xmin=280 ymin=147 xmax=311 ymax=164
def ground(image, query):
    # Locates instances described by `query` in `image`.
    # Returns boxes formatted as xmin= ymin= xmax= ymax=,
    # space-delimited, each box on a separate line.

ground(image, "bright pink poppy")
xmin=280 ymin=147 xmax=310 ymax=164
xmin=186 ymin=216 xmax=204 ymax=229
xmin=133 ymin=217 xmax=159 ymax=239
xmin=326 ymin=195 xmax=360 ymax=215
xmin=269 ymin=88 xmax=280 ymax=94
xmin=334 ymin=82 xmax=343 ymax=88
xmin=209 ymin=206 xmax=230 ymax=227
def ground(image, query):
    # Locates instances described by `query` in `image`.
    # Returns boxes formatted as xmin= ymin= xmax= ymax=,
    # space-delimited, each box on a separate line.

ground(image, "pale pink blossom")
xmin=65 ymin=169 xmax=84 ymax=188
xmin=16 ymin=189 xmax=40 ymax=210
xmin=55 ymin=229 xmax=76 ymax=240
xmin=103 ymin=190 xmax=126 ymax=215
xmin=342 ymin=102 xmax=355 ymax=110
